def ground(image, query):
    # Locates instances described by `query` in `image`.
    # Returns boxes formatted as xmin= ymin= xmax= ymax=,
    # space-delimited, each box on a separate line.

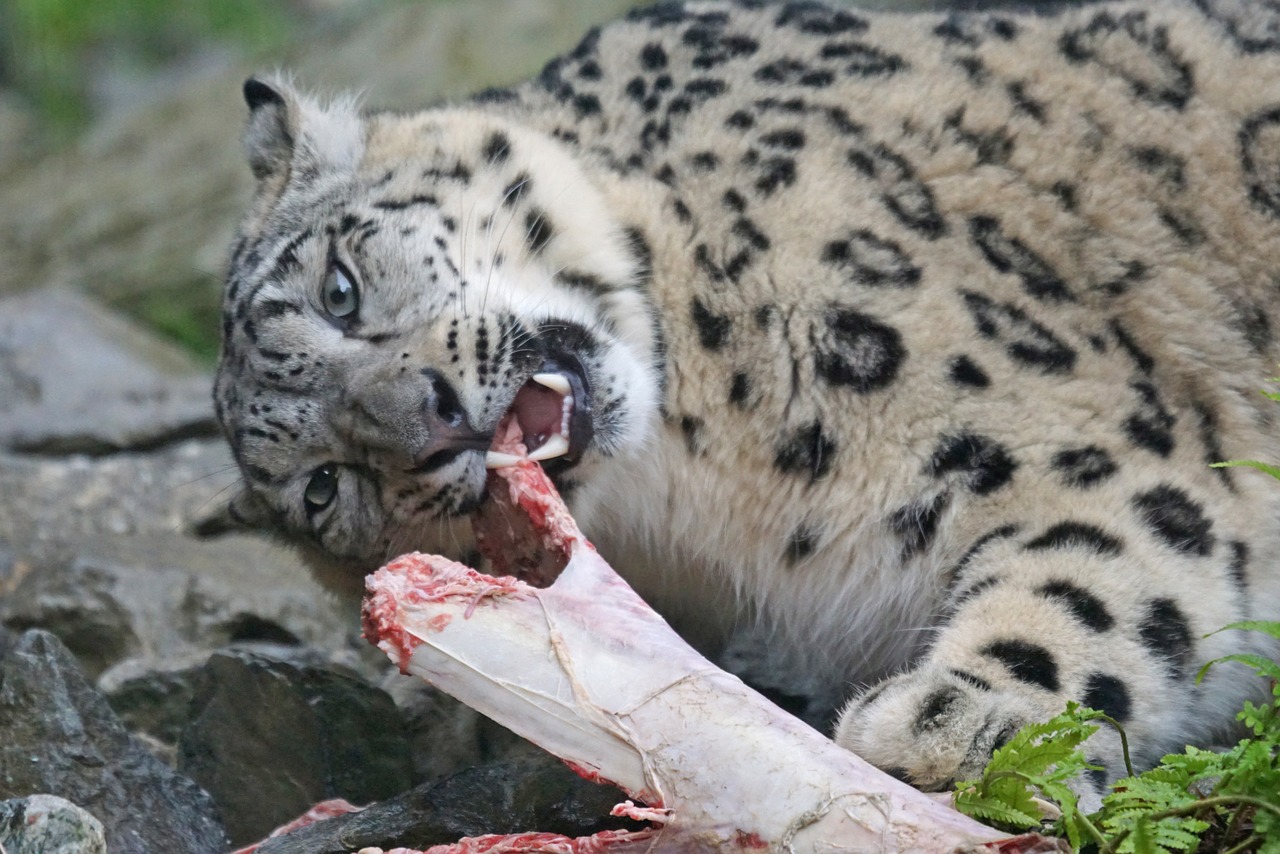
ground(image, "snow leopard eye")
xmin=303 ymin=464 xmax=339 ymax=512
xmin=322 ymin=263 xmax=359 ymax=320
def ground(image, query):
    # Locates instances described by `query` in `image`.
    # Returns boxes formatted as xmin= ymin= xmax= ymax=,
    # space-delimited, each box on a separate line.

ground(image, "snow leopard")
xmin=214 ymin=0 xmax=1280 ymax=804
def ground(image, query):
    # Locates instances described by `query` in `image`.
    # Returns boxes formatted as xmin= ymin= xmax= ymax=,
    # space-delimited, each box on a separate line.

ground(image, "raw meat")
xmin=360 ymin=458 xmax=1060 ymax=853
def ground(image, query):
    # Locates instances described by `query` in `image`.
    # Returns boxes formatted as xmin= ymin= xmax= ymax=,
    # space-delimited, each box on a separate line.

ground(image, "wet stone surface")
xmin=253 ymin=756 xmax=641 ymax=854
xmin=0 ymin=630 xmax=229 ymax=854
xmin=178 ymin=648 xmax=416 ymax=846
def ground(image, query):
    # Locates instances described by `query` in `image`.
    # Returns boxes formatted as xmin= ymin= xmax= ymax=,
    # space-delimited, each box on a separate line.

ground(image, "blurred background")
xmin=0 ymin=0 xmax=964 ymax=363
xmin=0 ymin=0 xmax=649 ymax=363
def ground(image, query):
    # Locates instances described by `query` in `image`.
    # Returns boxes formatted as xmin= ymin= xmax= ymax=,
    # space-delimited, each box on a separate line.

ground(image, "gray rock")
xmin=0 ymin=529 xmax=355 ymax=682
xmin=0 ymin=436 xmax=372 ymax=683
xmin=254 ymin=755 xmax=640 ymax=854
xmin=1 ymin=555 xmax=138 ymax=680
xmin=0 ymin=289 xmax=216 ymax=455
xmin=0 ymin=91 xmax=39 ymax=183
xmin=178 ymin=648 xmax=415 ymax=846
xmin=101 ymin=656 xmax=205 ymax=764
xmin=0 ymin=794 xmax=107 ymax=854
xmin=0 ymin=630 xmax=229 ymax=854
xmin=0 ymin=439 xmax=238 ymax=562
xmin=0 ymin=540 xmax=15 ymax=587
xmin=104 ymin=642 xmax=382 ymax=765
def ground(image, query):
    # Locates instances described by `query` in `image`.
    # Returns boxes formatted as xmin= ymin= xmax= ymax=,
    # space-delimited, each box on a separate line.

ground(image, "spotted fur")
xmin=216 ymin=0 xmax=1280 ymax=806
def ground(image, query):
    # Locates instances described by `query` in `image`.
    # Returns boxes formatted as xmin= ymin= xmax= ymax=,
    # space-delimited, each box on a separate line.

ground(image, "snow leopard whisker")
xmin=176 ymin=480 xmax=242 ymax=534
xmin=480 ymin=177 xmax=532 ymax=313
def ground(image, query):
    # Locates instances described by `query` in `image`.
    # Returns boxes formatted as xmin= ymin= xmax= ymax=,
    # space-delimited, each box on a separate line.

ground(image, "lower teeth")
xmin=485 ymin=451 xmax=523 ymax=469
xmin=527 ymin=433 xmax=570 ymax=462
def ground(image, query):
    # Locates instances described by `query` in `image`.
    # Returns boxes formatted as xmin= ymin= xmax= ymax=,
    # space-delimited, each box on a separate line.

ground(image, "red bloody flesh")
xmin=361 ymin=554 xmax=529 ymax=674
xmin=411 ymin=829 xmax=657 ymax=853
xmin=472 ymin=413 xmax=587 ymax=585
xmin=474 ymin=469 xmax=571 ymax=587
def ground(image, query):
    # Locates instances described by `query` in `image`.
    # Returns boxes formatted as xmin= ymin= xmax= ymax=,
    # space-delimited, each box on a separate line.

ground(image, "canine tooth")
xmin=485 ymin=451 xmax=523 ymax=469
xmin=527 ymin=433 xmax=570 ymax=461
xmin=532 ymin=372 xmax=572 ymax=396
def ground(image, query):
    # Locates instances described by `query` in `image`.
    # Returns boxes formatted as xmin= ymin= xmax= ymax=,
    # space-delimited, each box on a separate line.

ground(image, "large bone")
xmin=362 ymin=460 xmax=1059 ymax=853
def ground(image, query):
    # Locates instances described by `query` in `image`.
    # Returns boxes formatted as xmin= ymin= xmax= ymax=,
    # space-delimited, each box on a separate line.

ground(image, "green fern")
xmin=1097 ymin=770 xmax=1212 ymax=854
xmin=954 ymin=704 xmax=1105 ymax=850
xmin=954 ymin=622 xmax=1280 ymax=853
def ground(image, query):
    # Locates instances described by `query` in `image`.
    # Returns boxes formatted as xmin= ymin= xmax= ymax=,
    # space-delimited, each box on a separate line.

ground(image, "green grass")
xmin=3 ymin=0 xmax=299 ymax=357
xmin=115 ymin=278 xmax=224 ymax=365
xmin=4 ymin=0 xmax=292 ymax=138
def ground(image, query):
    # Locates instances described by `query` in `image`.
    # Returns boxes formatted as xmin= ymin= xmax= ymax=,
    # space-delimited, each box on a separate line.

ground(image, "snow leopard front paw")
xmin=833 ymin=663 xmax=1108 ymax=810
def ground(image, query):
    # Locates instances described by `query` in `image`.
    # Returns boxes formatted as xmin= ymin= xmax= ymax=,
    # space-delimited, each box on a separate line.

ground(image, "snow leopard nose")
xmin=423 ymin=368 xmax=467 ymax=431
xmin=406 ymin=369 xmax=492 ymax=473
xmin=341 ymin=368 xmax=490 ymax=472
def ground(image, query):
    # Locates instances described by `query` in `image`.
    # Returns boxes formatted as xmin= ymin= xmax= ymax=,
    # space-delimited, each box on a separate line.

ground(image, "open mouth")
xmin=484 ymin=358 xmax=593 ymax=473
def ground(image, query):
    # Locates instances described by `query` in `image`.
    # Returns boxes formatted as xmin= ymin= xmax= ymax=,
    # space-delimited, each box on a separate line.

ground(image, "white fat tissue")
xmin=358 ymin=457 xmax=1052 ymax=854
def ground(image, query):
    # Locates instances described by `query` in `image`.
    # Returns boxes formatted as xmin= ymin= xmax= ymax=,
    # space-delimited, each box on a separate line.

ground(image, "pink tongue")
xmin=511 ymin=382 xmax=564 ymax=449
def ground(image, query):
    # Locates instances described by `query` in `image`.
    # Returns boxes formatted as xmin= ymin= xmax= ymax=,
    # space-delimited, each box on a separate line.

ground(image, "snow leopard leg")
xmin=834 ymin=484 xmax=1267 ymax=808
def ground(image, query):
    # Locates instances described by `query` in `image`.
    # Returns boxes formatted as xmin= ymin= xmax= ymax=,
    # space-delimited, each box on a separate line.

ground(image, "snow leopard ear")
xmin=243 ymin=76 xmax=294 ymax=181
xmin=241 ymin=75 xmax=364 ymax=184
xmin=226 ymin=484 xmax=275 ymax=531
xmin=186 ymin=484 xmax=273 ymax=537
